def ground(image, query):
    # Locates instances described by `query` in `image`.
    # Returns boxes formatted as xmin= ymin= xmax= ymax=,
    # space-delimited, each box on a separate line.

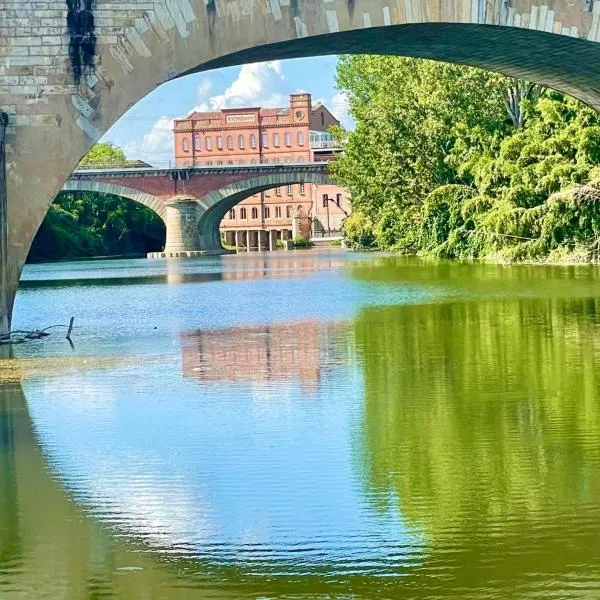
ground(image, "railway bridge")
xmin=63 ymin=163 xmax=333 ymax=256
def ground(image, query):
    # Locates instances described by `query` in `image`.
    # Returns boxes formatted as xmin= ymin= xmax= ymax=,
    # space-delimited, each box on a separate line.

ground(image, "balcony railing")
xmin=310 ymin=139 xmax=342 ymax=150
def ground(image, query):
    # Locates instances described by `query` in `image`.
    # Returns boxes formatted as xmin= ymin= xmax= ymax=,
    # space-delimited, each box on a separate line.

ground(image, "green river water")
xmin=1 ymin=249 xmax=600 ymax=599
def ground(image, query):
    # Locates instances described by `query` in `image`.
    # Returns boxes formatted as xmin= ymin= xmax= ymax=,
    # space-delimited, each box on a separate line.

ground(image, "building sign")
xmin=226 ymin=113 xmax=255 ymax=123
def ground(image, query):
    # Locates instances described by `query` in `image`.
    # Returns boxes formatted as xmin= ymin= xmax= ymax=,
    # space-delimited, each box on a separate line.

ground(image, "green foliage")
xmin=28 ymin=143 xmax=165 ymax=262
xmin=342 ymin=210 xmax=377 ymax=249
xmin=334 ymin=56 xmax=600 ymax=262
xmin=79 ymin=142 xmax=127 ymax=167
xmin=292 ymin=236 xmax=312 ymax=248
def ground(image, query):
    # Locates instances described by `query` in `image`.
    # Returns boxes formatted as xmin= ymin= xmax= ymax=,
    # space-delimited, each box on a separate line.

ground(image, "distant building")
xmin=173 ymin=93 xmax=350 ymax=248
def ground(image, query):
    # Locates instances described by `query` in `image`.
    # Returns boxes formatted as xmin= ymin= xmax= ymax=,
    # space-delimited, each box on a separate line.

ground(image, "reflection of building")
xmin=173 ymin=93 xmax=350 ymax=248
xmin=182 ymin=322 xmax=332 ymax=392
xmin=220 ymin=253 xmax=347 ymax=281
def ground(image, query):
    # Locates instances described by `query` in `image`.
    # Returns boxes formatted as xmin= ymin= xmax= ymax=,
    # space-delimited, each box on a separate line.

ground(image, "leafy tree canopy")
xmin=334 ymin=56 xmax=600 ymax=262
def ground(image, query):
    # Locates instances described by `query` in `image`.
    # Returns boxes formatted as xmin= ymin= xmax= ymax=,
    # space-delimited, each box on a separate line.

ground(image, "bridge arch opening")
xmin=195 ymin=171 xmax=335 ymax=252
xmin=27 ymin=185 xmax=167 ymax=263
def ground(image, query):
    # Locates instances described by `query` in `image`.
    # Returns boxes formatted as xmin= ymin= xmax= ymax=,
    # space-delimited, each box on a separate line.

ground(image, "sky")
xmin=102 ymin=56 xmax=351 ymax=168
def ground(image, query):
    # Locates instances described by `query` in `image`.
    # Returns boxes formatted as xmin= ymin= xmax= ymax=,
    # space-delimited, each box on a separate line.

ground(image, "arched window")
xmin=227 ymin=135 xmax=233 ymax=150
xmin=285 ymin=132 xmax=291 ymax=146
xmin=300 ymin=183 xmax=305 ymax=194
xmin=250 ymin=158 xmax=256 ymax=164
xmin=240 ymin=207 xmax=247 ymax=219
xmin=297 ymin=131 xmax=304 ymax=146
xmin=251 ymin=207 xmax=258 ymax=219
xmin=275 ymin=186 xmax=281 ymax=195
xmin=263 ymin=206 xmax=270 ymax=219
xmin=194 ymin=135 xmax=201 ymax=151
xmin=287 ymin=185 xmax=293 ymax=195
xmin=273 ymin=133 xmax=280 ymax=147
xmin=182 ymin=138 xmax=190 ymax=152
xmin=229 ymin=208 xmax=235 ymax=219
xmin=261 ymin=133 xmax=268 ymax=147
xmin=250 ymin=134 xmax=257 ymax=148
xmin=216 ymin=136 xmax=223 ymax=150
xmin=238 ymin=135 xmax=244 ymax=149
xmin=205 ymin=136 xmax=212 ymax=150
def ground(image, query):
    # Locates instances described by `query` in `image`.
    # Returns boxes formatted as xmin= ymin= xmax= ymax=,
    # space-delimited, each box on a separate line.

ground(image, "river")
xmin=2 ymin=249 xmax=600 ymax=599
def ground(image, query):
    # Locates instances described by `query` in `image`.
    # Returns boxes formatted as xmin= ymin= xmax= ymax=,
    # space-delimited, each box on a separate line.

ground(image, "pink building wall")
xmin=173 ymin=93 xmax=349 ymax=242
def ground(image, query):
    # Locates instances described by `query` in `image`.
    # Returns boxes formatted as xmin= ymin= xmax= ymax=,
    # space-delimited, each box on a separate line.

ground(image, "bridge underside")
xmin=198 ymin=24 xmax=600 ymax=113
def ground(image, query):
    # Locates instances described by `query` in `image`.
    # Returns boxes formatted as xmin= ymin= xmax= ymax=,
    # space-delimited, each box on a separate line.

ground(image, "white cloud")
xmin=329 ymin=91 xmax=353 ymax=129
xmin=190 ymin=61 xmax=292 ymax=114
xmin=124 ymin=116 xmax=175 ymax=167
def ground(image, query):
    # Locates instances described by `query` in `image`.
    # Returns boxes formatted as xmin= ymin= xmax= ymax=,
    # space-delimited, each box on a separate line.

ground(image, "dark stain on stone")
xmin=347 ymin=0 xmax=355 ymax=16
xmin=66 ymin=0 xmax=96 ymax=85
xmin=206 ymin=0 xmax=217 ymax=31
xmin=290 ymin=0 xmax=299 ymax=17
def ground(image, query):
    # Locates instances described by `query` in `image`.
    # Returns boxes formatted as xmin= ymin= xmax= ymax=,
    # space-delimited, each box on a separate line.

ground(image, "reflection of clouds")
xmin=24 ymin=352 xmax=424 ymax=574
xmin=32 ymin=375 xmax=118 ymax=418
xmin=84 ymin=465 xmax=215 ymax=549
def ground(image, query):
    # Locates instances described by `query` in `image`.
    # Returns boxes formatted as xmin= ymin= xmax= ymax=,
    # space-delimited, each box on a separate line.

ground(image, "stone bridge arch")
xmin=61 ymin=180 xmax=167 ymax=224
xmin=195 ymin=171 xmax=334 ymax=251
xmin=6 ymin=0 xmax=600 ymax=329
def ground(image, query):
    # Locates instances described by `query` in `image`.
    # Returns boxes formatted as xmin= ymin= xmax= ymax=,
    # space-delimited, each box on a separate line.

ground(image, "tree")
xmin=331 ymin=56 xmax=510 ymax=250
xmin=333 ymin=55 xmax=600 ymax=262
xmin=28 ymin=143 xmax=164 ymax=262
xmin=78 ymin=142 xmax=127 ymax=167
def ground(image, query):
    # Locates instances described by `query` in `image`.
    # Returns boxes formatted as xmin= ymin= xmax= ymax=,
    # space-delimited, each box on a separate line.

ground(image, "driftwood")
xmin=0 ymin=318 xmax=75 ymax=345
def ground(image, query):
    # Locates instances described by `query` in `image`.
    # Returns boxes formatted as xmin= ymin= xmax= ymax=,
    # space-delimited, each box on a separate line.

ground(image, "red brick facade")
xmin=173 ymin=93 xmax=350 ymax=244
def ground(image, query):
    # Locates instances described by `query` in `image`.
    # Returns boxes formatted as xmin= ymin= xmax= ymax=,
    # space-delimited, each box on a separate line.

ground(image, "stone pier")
xmin=1 ymin=113 xmax=9 ymax=333
xmin=148 ymin=197 xmax=229 ymax=259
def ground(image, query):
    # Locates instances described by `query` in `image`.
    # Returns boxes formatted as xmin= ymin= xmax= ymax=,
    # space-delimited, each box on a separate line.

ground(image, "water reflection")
xmin=356 ymin=296 xmax=600 ymax=595
xmin=182 ymin=321 xmax=342 ymax=392
xmin=20 ymin=251 xmax=348 ymax=290
xmin=5 ymin=254 xmax=600 ymax=598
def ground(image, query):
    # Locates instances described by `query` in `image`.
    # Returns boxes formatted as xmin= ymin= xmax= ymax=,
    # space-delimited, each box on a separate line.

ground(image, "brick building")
xmin=173 ymin=93 xmax=350 ymax=249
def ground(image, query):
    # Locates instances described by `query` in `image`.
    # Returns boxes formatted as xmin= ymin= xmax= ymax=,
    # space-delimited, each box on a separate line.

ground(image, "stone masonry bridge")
xmin=4 ymin=0 xmax=600 ymax=330
xmin=64 ymin=163 xmax=332 ymax=255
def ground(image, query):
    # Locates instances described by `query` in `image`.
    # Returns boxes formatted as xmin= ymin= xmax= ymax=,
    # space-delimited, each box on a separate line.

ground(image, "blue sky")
xmin=102 ymin=56 xmax=351 ymax=167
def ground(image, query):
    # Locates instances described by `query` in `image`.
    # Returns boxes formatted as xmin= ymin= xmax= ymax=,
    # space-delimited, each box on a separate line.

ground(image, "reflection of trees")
xmin=356 ymin=297 xmax=600 ymax=586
